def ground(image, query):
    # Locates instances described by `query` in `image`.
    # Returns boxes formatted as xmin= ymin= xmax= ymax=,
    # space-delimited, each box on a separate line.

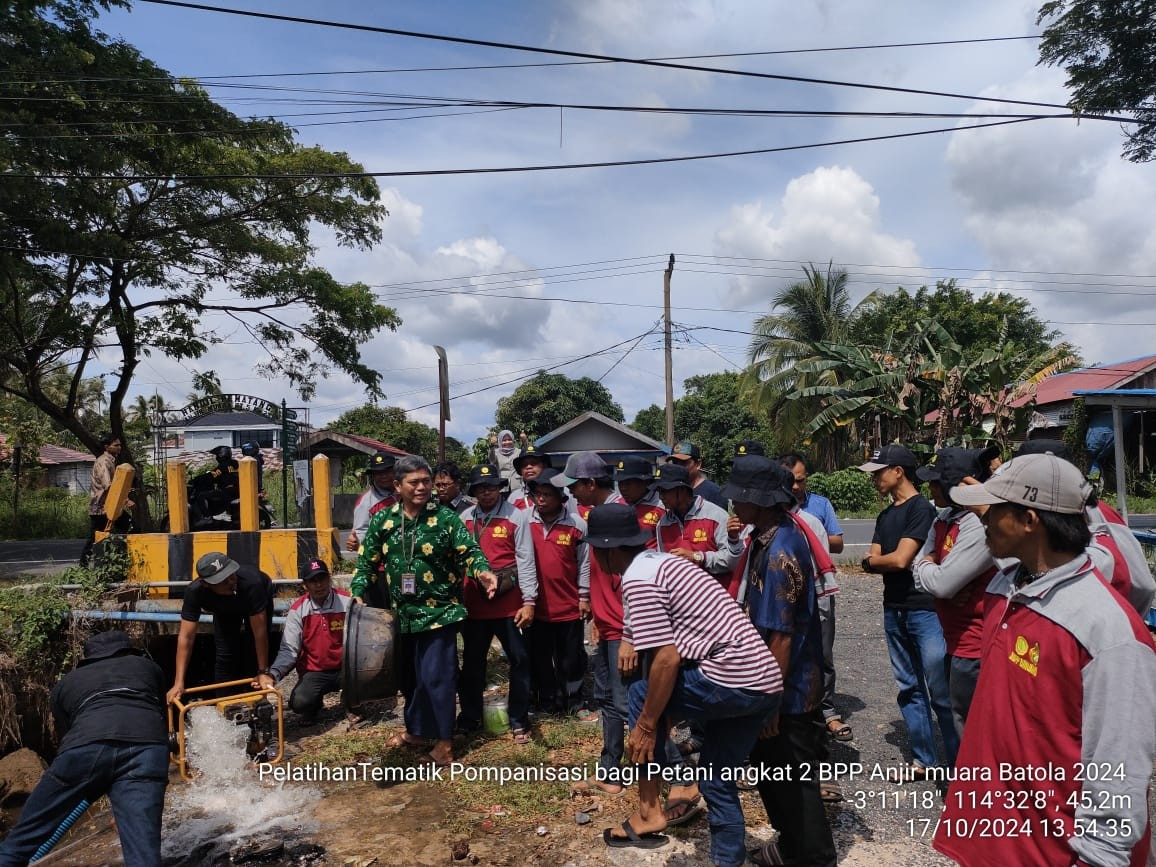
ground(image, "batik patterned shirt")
xmin=351 ymin=499 xmax=491 ymax=634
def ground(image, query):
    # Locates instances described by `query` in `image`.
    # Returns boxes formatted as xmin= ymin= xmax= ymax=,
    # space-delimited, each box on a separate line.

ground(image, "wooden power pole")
xmin=663 ymin=254 xmax=675 ymax=445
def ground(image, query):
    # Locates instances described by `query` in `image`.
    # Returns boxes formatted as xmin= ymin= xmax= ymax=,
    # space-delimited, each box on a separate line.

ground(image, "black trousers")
xmin=288 ymin=670 xmax=341 ymax=717
xmin=749 ymin=710 xmax=837 ymax=867
xmin=459 ymin=617 xmax=532 ymax=731
xmin=213 ymin=604 xmax=276 ymax=686
xmin=528 ymin=619 xmax=586 ymax=713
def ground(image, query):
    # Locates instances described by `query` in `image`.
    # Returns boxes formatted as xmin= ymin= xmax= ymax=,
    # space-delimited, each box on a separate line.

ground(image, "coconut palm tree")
xmin=743 ymin=263 xmax=876 ymax=470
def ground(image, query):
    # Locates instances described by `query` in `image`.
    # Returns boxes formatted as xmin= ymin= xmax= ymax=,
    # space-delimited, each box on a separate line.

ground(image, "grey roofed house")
xmin=533 ymin=411 xmax=670 ymax=468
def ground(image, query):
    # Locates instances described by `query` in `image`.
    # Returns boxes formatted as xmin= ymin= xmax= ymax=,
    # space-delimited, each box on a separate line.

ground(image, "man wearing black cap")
xmin=666 ymin=440 xmax=727 ymax=510
xmin=256 ymin=558 xmax=350 ymax=724
xmin=607 ymin=457 xmax=665 ymax=537
xmin=458 ymin=464 xmax=537 ymax=743
xmin=0 ymin=631 xmax=168 ymax=866
xmin=653 ymin=463 xmax=743 ymax=582
xmin=346 ymin=450 xmax=398 ymax=553
xmin=857 ymin=444 xmax=954 ymax=776
xmin=586 ymin=503 xmax=781 ymax=863
xmin=167 ymin=552 xmax=275 ymax=703
xmin=912 ymin=447 xmax=997 ymax=732
xmin=727 ymin=456 xmax=836 ymax=867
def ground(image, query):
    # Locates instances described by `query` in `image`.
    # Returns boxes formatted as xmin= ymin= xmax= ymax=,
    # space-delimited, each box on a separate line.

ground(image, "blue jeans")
xmin=0 ymin=742 xmax=168 ymax=867
xmin=883 ymin=607 xmax=959 ymax=768
xmin=628 ymin=668 xmax=779 ymax=867
xmin=593 ymin=638 xmax=632 ymax=783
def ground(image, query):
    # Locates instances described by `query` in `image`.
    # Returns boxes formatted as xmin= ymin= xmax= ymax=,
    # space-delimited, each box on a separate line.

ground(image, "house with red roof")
xmin=1020 ymin=353 xmax=1156 ymax=432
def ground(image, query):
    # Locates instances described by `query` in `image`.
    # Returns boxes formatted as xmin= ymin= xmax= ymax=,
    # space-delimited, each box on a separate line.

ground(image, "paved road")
xmin=0 ymin=539 xmax=84 ymax=578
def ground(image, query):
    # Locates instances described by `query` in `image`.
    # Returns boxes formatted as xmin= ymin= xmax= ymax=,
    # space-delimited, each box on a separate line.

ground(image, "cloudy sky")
xmin=91 ymin=0 xmax=1156 ymax=443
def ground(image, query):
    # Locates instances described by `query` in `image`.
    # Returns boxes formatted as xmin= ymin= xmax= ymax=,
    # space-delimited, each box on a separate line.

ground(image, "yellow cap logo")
xmin=480 ymin=467 xmax=490 ymax=475
xmin=618 ymin=461 xmax=625 ymax=469
xmin=738 ymin=445 xmax=747 ymax=454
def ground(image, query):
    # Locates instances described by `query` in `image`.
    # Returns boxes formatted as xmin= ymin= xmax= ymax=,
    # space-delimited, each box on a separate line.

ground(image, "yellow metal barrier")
xmin=96 ymin=454 xmax=341 ymax=592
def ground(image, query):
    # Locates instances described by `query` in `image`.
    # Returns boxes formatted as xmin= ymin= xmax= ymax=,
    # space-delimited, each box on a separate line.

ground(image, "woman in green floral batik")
xmin=352 ymin=455 xmax=498 ymax=767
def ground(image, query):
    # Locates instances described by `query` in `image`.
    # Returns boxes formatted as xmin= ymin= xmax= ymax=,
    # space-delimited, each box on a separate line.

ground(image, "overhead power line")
xmin=0 ymin=35 xmax=1042 ymax=84
xmin=135 ymin=0 xmax=1074 ymax=112
xmin=6 ymin=115 xmax=1048 ymax=180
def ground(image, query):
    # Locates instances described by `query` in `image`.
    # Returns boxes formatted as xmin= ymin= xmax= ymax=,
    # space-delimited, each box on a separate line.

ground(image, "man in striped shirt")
xmin=587 ymin=504 xmax=781 ymax=865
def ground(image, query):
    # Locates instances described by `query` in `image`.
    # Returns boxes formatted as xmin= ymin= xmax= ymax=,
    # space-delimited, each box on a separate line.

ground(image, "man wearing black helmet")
xmin=190 ymin=444 xmax=240 ymax=525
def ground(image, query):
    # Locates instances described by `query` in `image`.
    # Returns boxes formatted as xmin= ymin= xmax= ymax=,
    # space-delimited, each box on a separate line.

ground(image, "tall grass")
xmin=0 ymin=484 xmax=89 ymax=540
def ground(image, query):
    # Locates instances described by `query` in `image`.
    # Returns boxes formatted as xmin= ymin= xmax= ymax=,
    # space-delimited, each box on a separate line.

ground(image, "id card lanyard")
xmin=399 ymin=511 xmax=419 ymax=595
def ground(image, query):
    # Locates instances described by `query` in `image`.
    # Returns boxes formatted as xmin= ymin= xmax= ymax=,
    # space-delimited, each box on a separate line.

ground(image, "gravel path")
xmin=821 ymin=571 xmax=955 ymax=866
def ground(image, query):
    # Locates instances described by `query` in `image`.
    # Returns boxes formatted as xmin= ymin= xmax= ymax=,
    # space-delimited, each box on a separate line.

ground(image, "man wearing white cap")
xmin=936 ymin=454 xmax=1155 ymax=867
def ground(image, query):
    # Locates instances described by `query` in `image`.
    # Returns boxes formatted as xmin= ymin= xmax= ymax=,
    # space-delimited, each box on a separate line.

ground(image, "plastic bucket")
xmin=482 ymin=695 xmax=509 ymax=734
xmin=341 ymin=602 xmax=400 ymax=709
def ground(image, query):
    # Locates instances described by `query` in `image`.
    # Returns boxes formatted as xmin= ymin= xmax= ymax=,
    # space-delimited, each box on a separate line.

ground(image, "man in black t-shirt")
xmin=167 ymin=552 xmax=275 ymax=703
xmin=0 ymin=631 xmax=168 ymax=866
xmin=858 ymin=445 xmax=957 ymax=776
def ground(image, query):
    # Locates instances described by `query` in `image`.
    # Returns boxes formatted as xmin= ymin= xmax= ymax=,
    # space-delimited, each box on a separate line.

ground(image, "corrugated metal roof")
xmin=1029 ymin=354 xmax=1156 ymax=406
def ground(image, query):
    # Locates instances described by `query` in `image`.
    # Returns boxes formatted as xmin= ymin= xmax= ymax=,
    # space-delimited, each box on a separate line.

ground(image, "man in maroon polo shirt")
xmin=939 ymin=454 xmax=1155 ymax=867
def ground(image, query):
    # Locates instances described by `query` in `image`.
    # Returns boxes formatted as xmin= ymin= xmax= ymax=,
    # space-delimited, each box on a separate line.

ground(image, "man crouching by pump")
xmin=585 ymin=503 xmax=782 ymax=866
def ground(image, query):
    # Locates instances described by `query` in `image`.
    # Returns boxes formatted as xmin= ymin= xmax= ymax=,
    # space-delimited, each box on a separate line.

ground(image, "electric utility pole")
xmin=664 ymin=254 xmax=675 ymax=445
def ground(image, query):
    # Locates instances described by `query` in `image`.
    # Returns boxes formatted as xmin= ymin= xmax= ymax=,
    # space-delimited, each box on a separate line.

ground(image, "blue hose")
xmin=29 ymin=798 xmax=90 ymax=862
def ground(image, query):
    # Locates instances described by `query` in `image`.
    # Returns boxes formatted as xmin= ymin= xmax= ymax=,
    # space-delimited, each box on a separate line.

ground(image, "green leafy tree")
xmin=630 ymin=405 xmax=666 ymax=443
xmin=1038 ymin=0 xmax=1156 ymax=162
xmin=850 ymin=281 xmax=1062 ymax=361
xmin=330 ymin=405 xmax=471 ymax=472
xmin=631 ymin=372 xmax=776 ymax=482
xmin=493 ymin=373 xmax=623 ymax=440
xmin=0 ymin=1 xmax=400 ymax=482
xmin=786 ymin=319 xmax=1079 ymax=455
xmin=743 ymin=263 xmax=875 ymax=470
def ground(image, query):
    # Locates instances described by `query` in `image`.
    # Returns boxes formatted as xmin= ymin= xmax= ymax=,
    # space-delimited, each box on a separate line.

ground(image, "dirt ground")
xmin=24 ymin=571 xmax=1156 ymax=865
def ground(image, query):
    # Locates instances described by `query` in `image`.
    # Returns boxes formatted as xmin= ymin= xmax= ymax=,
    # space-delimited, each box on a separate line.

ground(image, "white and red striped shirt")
xmin=622 ymin=551 xmax=782 ymax=694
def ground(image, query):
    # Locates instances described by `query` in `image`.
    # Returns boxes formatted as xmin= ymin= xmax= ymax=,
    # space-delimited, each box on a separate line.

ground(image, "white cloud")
xmin=946 ymin=70 xmax=1156 ymax=364
xmin=713 ymin=165 xmax=922 ymax=306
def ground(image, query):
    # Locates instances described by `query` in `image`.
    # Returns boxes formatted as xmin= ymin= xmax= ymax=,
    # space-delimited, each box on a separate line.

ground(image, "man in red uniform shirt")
xmin=653 ymin=463 xmax=743 ymax=581
xmin=457 ymin=464 xmax=537 ymax=743
xmin=940 ymin=454 xmax=1155 ymax=867
xmin=525 ymin=468 xmax=591 ymax=716
xmin=256 ymin=559 xmax=350 ymax=724
xmin=607 ymin=457 xmax=664 ymax=543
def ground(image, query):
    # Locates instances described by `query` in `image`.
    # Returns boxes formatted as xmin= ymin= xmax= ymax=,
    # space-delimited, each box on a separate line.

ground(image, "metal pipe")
xmin=70 ymin=610 xmax=287 ymax=625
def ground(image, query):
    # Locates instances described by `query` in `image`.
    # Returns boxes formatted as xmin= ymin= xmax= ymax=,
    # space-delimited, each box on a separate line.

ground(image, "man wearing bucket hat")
xmin=458 ymin=464 xmax=537 ymax=744
xmin=934 ymin=454 xmax=1156 ymax=867
xmin=256 ymin=559 xmax=350 ymax=725
xmin=586 ymin=503 xmax=781 ymax=862
xmin=911 ymin=447 xmax=997 ymax=732
xmin=726 ymin=456 xmax=836 ymax=867
xmin=509 ymin=443 xmax=551 ymax=510
xmin=0 ymin=631 xmax=168 ymax=866
xmin=167 ymin=552 xmax=275 ymax=704
xmin=346 ymin=450 xmax=399 ymax=553
xmin=857 ymin=444 xmax=954 ymax=778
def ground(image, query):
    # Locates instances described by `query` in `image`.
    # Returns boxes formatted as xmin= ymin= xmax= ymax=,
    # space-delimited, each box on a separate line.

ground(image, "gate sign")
xmin=161 ymin=393 xmax=285 ymax=425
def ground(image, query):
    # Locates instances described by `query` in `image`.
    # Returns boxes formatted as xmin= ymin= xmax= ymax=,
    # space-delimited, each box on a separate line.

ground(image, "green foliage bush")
xmin=0 ymin=480 xmax=89 ymax=540
xmin=807 ymin=469 xmax=879 ymax=514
